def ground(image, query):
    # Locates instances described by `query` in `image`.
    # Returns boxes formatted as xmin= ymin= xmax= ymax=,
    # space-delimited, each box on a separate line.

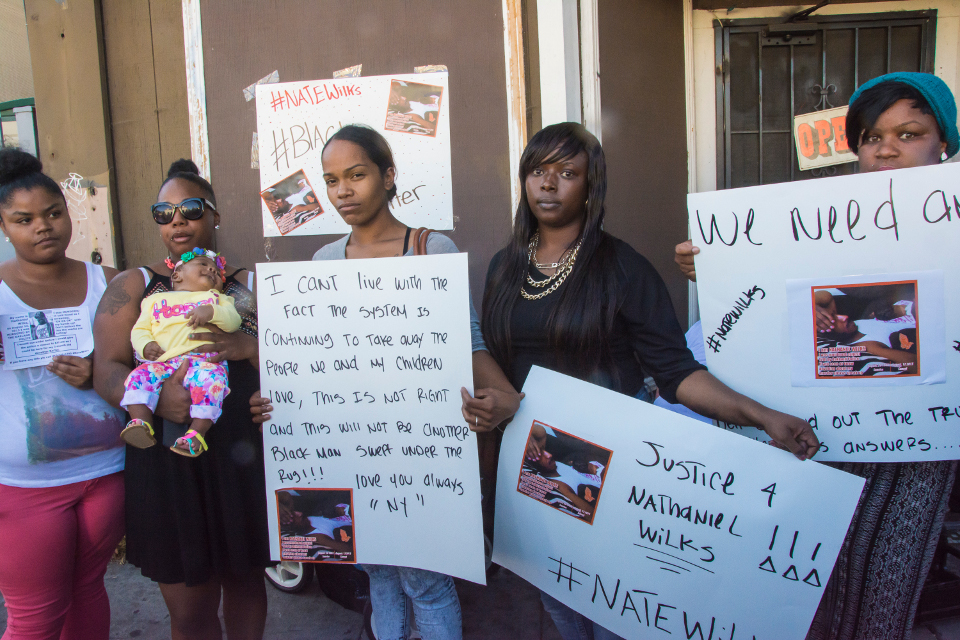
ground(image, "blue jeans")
xmin=541 ymin=591 xmax=623 ymax=640
xmin=364 ymin=564 xmax=462 ymax=640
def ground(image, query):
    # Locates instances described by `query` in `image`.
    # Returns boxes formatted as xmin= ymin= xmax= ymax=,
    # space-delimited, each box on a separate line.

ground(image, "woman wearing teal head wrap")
xmin=846 ymin=71 xmax=959 ymax=168
xmin=672 ymin=72 xmax=959 ymax=639
xmin=674 ymin=72 xmax=959 ymax=278
xmin=806 ymin=72 xmax=960 ymax=640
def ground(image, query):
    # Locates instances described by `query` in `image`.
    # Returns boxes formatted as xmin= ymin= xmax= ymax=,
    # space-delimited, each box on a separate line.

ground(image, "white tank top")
xmin=0 ymin=262 xmax=125 ymax=487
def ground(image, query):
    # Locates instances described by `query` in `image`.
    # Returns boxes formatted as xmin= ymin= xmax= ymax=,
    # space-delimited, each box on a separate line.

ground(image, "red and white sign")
xmin=793 ymin=106 xmax=857 ymax=171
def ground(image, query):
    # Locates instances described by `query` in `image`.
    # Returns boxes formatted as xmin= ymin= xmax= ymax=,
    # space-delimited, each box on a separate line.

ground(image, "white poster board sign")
xmin=688 ymin=162 xmax=960 ymax=462
xmin=0 ymin=307 xmax=93 ymax=370
xmin=793 ymin=106 xmax=857 ymax=171
xmin=255 ymin=72 xmax=452 ymax=236
xmin=256 ymin=254 xmax=485 ymax=583
xmin=493 ymin=367 xmax=864 ymax=640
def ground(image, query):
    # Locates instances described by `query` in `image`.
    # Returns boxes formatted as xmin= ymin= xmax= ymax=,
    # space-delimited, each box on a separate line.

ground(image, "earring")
xmin=4 ymin=236 xmax=8 ymax=243
xmin=215 ymin=224 xmax=220 ymax=229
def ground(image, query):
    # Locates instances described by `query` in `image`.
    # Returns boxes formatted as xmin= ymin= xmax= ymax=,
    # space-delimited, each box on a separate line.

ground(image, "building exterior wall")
xmin=599 ymin=0 xmax=691 ymax=324
xmin=191 ymin=0 xmax=514 ymax=303
xmin=100 ymin=0 xmax=192 ymax=270
xmin=687 ymin=0 xmax=960 ymax=195
xmin=0 ymin=0 xmax=34 ymax=103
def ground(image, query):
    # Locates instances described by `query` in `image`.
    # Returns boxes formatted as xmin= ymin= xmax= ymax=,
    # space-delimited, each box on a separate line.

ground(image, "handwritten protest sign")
xmin=688 ymin=162 xmax=960 ymax=462
xmin=493 ymin=367 xmax=864 ymax=640
xmin=255 ymin=72 xmax=451 ymax=236
xmin=256 ymin=254 xmax=485 ymax=583
xmin=0 ymin=307 xmax=93 ymax=370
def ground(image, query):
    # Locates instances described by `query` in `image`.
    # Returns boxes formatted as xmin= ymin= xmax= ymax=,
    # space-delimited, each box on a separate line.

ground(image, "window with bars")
xmin=715 ymin=11 xmax=936 ymax=189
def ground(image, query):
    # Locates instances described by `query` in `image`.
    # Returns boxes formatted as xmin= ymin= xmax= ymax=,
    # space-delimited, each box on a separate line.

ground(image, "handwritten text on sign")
xmin=688 ymin=162 xmax=960 ymax=462
xmin=257 ymin=254 xmax=486 ymax=583
xmin=493 ymin=367 xmax=864 ymax=640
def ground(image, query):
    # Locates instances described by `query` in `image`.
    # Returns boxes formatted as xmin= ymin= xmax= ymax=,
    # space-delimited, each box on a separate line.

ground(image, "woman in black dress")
xmin=93 ymin=160 xmax=270 ymax=640
xmin=481 ymin=122 xmax=820 ymax=640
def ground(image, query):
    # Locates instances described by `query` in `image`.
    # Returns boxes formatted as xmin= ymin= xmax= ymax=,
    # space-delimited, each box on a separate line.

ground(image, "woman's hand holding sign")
xmin=675 ymin=239 xmax=699 ymax=282
xmin=676 ymin=370 xmax=819 ymax=461
xmin=46 ymin=355 xmax=93 ymax=389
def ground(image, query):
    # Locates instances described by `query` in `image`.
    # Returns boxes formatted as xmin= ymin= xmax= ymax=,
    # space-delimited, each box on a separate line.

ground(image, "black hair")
xmin=846 ymin=82 xmax=942 ymax=154
xmin=860 ymin=297 xmax=899 ymax=322
xmin=0 ymin=147 xmax=65 ymax=211
xmin=562 ymin=451 xmax=604 ymax=477
xmin=322 ymin=125 xmax=398 ymax=201
xmin=482 ymin=122 xmax=621 ymax=379
xmin=158 ymin=158 xmax=217 ymax=206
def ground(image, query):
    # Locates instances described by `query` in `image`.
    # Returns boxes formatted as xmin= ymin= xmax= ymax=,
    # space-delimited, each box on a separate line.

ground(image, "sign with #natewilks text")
xmin=493 ymin=367 xmax=864 ymax=640
xmin=256 ymin=254 xmax=485 ymax=584
xmin=688 ymin=162 xmax=960 ymax=462
xmin=255 ymin=72 xmax=452 ymax=236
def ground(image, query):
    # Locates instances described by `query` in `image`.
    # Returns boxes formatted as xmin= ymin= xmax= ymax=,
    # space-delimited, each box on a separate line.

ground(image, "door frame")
xmin=713 ymin=9 xmax=937 ymax=189
xmin=686 ymin=1 xmax=960 ymax=196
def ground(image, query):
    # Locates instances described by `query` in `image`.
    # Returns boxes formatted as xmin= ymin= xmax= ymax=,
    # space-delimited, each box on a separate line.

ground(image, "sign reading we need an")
xmin=256 ymin=254 xmax=486 ymax=584
xmin=255 ymin=72 xmax=452 ymax=237
xmin=493 ymin=367 xmax=864 ymax=640
xmin=688 ymin=161 xmax=960 ymax=462
xmin=793 ymin=106 xmax=857 ymax=171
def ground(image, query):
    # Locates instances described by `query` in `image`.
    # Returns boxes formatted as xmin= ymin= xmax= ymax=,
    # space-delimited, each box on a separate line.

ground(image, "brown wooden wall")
xmin=24 ymin=1 xmax=114 ymax=218
xmin=101 ymin=0 xmax=192 ymax=270
xmin=198 ymin=0 xmax=514 ymax=301
xmin=598 ymin=0 xmax=691 ymax=324
xmin=694 ymin=0 xmax=871 ymax=8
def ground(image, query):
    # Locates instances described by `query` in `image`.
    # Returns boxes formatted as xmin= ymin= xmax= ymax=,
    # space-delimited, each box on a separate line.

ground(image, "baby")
xmin=119 ymin=248 xmax=240 ymax=457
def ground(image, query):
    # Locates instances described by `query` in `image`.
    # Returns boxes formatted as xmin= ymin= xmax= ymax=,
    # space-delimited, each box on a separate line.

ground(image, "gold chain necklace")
xmin=531 ymin=232 xmax=577 ymax=270
xmin=520 ymin=232 xmax=582 ymax=300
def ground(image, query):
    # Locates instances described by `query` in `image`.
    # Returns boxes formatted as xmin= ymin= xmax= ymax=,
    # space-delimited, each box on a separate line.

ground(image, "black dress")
xmin=124 ymin=268 xmax=271 ymax=586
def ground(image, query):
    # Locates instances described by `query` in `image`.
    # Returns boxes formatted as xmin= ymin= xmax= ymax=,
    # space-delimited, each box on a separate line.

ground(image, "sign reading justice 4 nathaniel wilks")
xmin=493 ymin=367 xmax=865 ymax=639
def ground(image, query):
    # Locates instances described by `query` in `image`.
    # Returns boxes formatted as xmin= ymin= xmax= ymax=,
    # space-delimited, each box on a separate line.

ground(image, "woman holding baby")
xmin=93 ymin=159 xmax=271 ymax=640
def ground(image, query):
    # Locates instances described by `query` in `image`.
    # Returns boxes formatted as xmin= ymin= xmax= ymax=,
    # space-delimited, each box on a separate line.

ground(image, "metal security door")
xmin=716 ymin=11 xmax=936 ymax=189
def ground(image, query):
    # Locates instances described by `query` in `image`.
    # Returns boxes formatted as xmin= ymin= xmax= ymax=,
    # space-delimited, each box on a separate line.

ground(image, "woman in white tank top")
xmin=0 ymin=148 xmax=125 ymax=639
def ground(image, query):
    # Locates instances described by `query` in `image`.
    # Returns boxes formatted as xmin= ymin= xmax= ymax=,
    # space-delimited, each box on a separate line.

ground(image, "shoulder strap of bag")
xmin=412 ymin=227 xmax=434 ymax=256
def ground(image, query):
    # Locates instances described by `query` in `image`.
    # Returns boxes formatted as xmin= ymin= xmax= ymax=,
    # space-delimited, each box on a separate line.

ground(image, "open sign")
xmin=793 ymin=105 xmax=857 ymax=171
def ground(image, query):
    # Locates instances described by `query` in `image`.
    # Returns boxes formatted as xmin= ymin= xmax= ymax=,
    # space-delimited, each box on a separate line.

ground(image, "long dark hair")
xmin=482 ymin=122 xmax=621 ymax=378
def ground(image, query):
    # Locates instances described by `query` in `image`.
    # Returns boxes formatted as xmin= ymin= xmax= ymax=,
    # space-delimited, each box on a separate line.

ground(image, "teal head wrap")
xmin=848 ymin=72 xmax=959 ymax=158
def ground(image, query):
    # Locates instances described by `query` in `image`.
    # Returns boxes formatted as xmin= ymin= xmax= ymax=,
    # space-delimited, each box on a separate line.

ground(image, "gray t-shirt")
xmin=312 ymin=232 xmax=487 ymax=352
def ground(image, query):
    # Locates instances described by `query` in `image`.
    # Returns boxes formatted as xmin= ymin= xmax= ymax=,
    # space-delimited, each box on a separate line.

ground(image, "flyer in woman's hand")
xmin=0 ymin=306 xmax=93 ymax=370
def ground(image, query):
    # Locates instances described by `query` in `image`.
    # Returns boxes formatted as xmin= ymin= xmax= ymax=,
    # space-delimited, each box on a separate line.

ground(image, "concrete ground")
xmin=1 ymin=561 xmax=959 ymax=639
xmin=0 ymin=561 xmax=563 ymax=640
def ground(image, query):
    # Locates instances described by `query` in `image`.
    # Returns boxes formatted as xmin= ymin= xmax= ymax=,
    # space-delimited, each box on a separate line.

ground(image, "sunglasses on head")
xmin=151 ymin=198 xmax=217 ymax=225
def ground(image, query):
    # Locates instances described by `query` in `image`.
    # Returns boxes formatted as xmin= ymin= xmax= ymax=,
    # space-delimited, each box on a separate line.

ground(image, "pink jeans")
xmin=0 ymin=472 xmax=125 ymax=640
